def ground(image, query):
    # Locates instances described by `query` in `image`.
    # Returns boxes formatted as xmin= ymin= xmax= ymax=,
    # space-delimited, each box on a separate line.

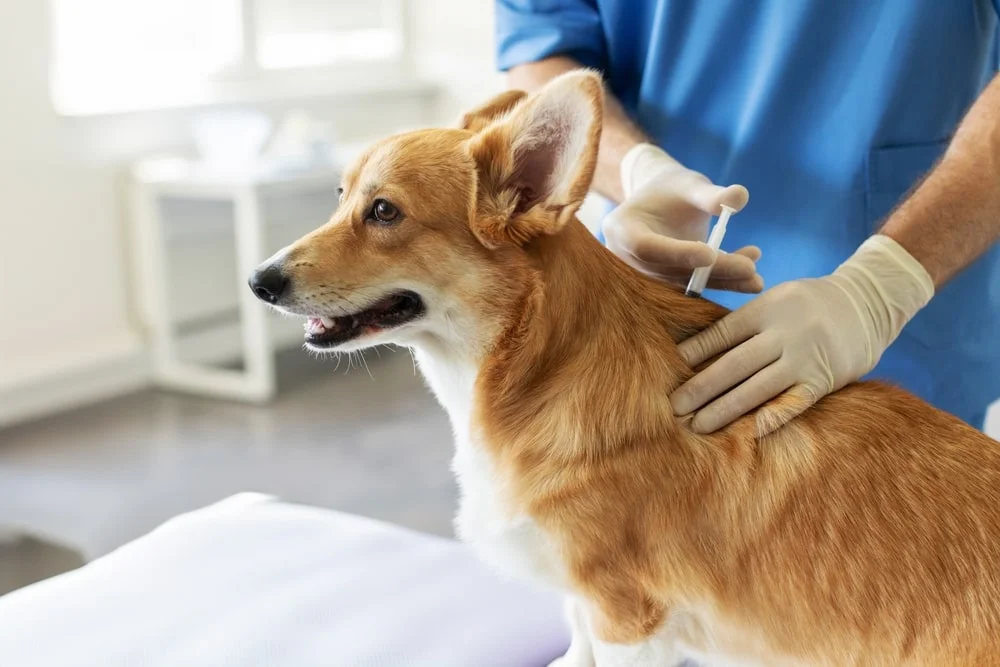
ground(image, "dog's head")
xmin=249 ymin=71 xmax=603 ymax=355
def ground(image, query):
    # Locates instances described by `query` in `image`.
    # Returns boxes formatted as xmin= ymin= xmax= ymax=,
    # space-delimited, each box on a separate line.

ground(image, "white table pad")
xmin=0 ymin=494 xmax=569 ymax=667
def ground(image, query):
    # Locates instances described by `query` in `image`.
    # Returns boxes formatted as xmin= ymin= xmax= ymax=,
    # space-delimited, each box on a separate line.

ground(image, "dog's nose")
xmin=249 ymin=264 xmax=289 ymax=304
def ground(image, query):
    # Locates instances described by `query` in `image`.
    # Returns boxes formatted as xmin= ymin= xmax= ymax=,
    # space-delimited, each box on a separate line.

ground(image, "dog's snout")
xmin=249 ymin=263 xmax=289 ymax=304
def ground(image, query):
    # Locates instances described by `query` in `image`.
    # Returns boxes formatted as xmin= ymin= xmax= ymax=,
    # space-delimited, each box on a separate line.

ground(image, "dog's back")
xmin=715 ymin=382 xmax=1000 ymax=663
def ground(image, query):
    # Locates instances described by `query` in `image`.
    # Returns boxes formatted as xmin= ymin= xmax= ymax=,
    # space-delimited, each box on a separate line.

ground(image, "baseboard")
xmin=0 ymin=337 xmax=150 ymax=429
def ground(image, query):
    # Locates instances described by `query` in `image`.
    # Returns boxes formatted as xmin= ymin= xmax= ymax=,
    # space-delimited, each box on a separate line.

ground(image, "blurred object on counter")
xmin=263 ymin=110 xmax=339 ymax=172
xmin=191 ymin=109 xmax=273 ymax=174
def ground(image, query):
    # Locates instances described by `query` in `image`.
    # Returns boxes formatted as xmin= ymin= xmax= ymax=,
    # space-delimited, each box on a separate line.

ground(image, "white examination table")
xmin=0 ymin=494 xmax=569 ymax=667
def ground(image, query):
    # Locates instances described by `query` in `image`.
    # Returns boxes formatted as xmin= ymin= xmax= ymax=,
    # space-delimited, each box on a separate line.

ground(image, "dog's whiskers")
xmin=407 ymin=347 xmax=418 ymax=376
xmin=359 ymin=352 xmax=374 ymax=380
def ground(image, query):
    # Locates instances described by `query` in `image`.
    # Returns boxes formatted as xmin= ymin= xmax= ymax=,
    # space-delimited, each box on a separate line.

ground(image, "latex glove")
xmin=602 ymin=143 xmax=763 ymax=293
xmin=671 ymin=235 xmax=935 ymax=435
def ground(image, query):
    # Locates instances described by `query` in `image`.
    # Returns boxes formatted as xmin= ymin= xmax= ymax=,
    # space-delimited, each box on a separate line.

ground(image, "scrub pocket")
xmin=865 ymin=139 xmax=949 ymax=230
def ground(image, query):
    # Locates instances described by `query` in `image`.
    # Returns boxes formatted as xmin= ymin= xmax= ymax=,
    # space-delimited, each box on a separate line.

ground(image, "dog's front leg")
xmin=581 ymin=585 xmax=684 ymax=667
xmin=547 ymin=595 xmax=685 ymax=667
xmin=548 ymin=596 xmax=596 ymax=667
xmin=589 ymin=635 xmax=684 ymax=667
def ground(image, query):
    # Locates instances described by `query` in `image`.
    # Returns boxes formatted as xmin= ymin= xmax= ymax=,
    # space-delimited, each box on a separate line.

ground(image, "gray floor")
xmin=0 ymin=347 xmax=457 ymax=595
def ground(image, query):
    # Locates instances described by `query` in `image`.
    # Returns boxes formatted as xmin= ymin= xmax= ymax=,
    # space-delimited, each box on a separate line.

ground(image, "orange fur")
xmin=273 ymin=72 xmax=1000 ymax=665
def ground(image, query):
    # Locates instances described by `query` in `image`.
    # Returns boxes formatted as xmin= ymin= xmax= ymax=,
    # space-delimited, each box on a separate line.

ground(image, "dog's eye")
xmin=368 ymin=199 xmax=401 ymax=225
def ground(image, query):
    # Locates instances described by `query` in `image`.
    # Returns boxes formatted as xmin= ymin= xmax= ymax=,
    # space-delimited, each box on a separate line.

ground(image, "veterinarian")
xmin=497 ymin=1 xmax=1000 ymax=432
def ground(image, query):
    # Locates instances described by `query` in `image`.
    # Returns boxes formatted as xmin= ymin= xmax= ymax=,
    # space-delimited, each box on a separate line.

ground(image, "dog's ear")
xmin=465 ymin=70 xmax=603 ymax=248
xmin=458 ymin=89 xmax=528 ymax=132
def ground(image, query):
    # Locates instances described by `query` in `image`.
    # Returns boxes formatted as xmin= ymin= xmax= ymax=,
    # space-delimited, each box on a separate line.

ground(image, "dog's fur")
xmin=258 ymin=72 xmax=1000 ymax=665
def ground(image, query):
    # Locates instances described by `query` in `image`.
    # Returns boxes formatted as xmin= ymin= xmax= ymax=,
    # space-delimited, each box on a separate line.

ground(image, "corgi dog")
xmin=249 ymin=72 xmax=1000 ymax=666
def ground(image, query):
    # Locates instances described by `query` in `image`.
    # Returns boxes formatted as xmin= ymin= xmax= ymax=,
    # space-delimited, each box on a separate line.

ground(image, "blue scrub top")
xmin=497 ymin=0 xmax=1000 ymax=428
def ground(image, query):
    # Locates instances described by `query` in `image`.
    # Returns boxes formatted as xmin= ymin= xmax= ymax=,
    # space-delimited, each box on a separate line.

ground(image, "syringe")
xmin=685 ymin=204 xmax=736 ymax=298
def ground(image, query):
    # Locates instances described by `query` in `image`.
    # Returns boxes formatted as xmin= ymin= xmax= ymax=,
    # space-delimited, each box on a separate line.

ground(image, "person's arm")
xmin=509 ymin=57 xmax=762 ymax=292
xmin=880 ymin=76 xmax=1000 ymax=287
xmin=672 ymin=75 xmax=1000 ymax=436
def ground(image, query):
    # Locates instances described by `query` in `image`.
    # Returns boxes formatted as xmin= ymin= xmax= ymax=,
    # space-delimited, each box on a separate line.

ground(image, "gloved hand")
xmin=602 ymin=143 xmax=763 ymax=292
xmin=671 ymin=234 xmax=935 ymax=435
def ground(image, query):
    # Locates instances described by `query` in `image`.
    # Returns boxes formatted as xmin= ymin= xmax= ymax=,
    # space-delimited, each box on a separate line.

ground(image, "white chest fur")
xmin=412 ymin=346 xmax=563 ymax=587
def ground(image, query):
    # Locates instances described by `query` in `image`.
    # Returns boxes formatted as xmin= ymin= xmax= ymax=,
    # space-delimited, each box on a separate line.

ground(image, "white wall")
xmin=0 ymin=1 xmax=143 ymax=421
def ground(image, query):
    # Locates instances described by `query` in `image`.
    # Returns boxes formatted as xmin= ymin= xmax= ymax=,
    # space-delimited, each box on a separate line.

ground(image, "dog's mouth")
xmin=303 ymin=290 xmax=425 ymax=349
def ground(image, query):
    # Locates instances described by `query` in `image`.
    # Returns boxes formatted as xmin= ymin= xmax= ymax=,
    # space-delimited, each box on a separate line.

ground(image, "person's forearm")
xmin=880 ymin=74 xmax=1000 ymax=287
xmin=508 ymin=57 xmax=647 ymax=202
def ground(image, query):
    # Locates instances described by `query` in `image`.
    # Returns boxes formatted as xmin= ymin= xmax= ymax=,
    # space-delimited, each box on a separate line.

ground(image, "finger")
xmin=731 ymin=245 xmax=762 ymax=262
xmin=685 ymin=181 xmax=751 ymax=216
xmin=602 ymin=217 xmax=717 ymax=270
xmin=611 ymin=254 xmax=762 ymax=289
xmin=610 ymin=262 xmax=763 ymax=294
xmin=703 ymin=249 xmax=759 ymax=280
xmin=630 ymin=233 xmax=717 ymax=269
xmin=753 ymin=384 xmax=823 ymax=437
xmin=718 ymin=184 xmax=750 ymax=213
xmin=676 ymin=306 xmax=766 ymax=368
xmin=631 ymin=244 xmax=762 ymax=281
xmin=705 ymin=275 xmax=765 ymax=293
xmin=606 ymin=224 xmax=764 ymax=289
xmin=688 ymin=363 xmax=796 ymax=434
xmin=671 ymin=334 xmax=782 ymax=416
xmin=633 ymin=246 xmax=763 ymax=290
xmin=616 ymin=255 xmax=725 ymax=280
xmin=603 ymin=233 xmax=689 ymax=283
xmin=708 ymin=246 xmax=762 ymax=289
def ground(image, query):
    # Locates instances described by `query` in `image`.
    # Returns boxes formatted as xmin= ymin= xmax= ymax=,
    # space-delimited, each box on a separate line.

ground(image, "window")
xmin=254 ymin=1 xmax=403 ymax=69
xmin=50 ymin=0 xmax=407 ymax=115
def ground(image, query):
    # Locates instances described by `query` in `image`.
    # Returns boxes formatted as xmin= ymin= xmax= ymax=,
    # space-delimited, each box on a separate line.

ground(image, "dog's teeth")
xmin=305 ymin=318 xmax=328 ymax=335
xmin=320 ymin=317 xmax=335 ymax=328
